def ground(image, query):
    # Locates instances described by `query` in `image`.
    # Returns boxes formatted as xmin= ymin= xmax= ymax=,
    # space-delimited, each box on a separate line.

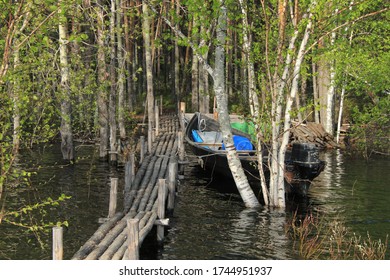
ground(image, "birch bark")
xmin=214 ymin=1 xmax=260 ymax=208
xmin=58 ymin=1 xmax=74 ymax=161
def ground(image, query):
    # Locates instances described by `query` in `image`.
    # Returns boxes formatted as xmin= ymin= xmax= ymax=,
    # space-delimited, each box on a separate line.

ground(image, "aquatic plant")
xmin=285 ymin=211 xmax=388 ymax=260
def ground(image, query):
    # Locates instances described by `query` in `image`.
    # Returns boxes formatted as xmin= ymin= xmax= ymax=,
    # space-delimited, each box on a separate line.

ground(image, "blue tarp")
xmin=191 ymin=130 xmax=203 ymax=143
xmin=222 ymin=135 xmax=254 ymax=151
xmin=193 ymin=129 xmax=253 ymax=151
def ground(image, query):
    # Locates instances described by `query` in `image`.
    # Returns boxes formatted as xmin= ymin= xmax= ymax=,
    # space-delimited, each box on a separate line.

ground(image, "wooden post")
xmin=167 ymin=160 xmax=178 ymax=216
xmin=124 ymin=155 xmax=134 ymax=209
xmin=157 ymin=179 xmax=167 ymax=244
xmin=130 ymin=153 xmax=135 ymax=183
xmin=52 ymin=226 xmax=63 ymax=260
xmin=108 ymin=178 xmax=118 ymax=218
xmin=140 ymin=136 xmax=145 ymax=164
xmin=178 ymin=131 xmax=185 ymax=176
xmin=155 ymin=104 xmax=159 ymax=136
xmin=179 ymin=102 xmax=186 ymax=132
xmin=126 ymin=219 xmax=140 ymax=260
xmin=160 ymin=95 xmax=163 ymax=115
xmin=148 ymin=126 xmax=152 ymax=153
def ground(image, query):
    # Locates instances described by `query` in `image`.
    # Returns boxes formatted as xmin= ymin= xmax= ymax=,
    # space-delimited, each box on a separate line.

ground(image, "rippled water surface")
xmin=0 ymin=145 xmax=388 ymax=259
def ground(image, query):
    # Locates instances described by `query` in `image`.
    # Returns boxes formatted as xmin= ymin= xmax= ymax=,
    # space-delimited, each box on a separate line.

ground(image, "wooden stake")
xmin=178 ymin=131 xmax=185 ymax=175
xmin=167 ymin=160 xmax=178 ymax=215
xmin=140 ymin=136 xmax=145 ymax=164
xmin=52 ymin=226 xmax=63 ymax=260
xmin=148 ymin=126 xmax=152 ymax=153
xmin=157 ymin=179 xmax=167 ymax=243
xmin=160 ymin=95 xmax=163 ymax=115
xmin=108 ymin=178 xmax=118 ymax=218
xmin=126 ymin=219 xmax=140 ymax=260
xmin=155 ymin=104 xmax=159 ymax=136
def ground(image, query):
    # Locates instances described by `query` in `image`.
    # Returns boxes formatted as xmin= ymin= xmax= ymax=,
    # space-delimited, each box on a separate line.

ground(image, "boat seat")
xmin=192 ymin=130 xmax=223 ymax=151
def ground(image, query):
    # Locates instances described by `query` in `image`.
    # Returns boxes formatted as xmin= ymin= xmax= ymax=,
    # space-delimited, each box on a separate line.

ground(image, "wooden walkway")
xmin=71 ymin=115 xmax=182 ymax=260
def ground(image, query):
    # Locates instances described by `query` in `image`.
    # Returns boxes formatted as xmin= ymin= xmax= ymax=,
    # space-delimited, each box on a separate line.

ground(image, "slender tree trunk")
xmin=124 ymin=0 xmax=133 ymax=112
xmin=109 ymin=0 xmax=117 ymax=163
xmin=191 ymin=16 xmax=199 ymax=112
xmin=199 ymin=47 xmax=209 ymax=114
xmin=58 ymin=2 xmax=74 ymax=161
xmin=214 ymin=1 xmax=260 ymax=208
xmin=174 ymin=0 xmax=180 ymax=105
xmin=142 ymin=2 xmax=155 ymax=151
xmin=312 ymin=60 xmax=320 ymax=123
xmin=239 ymin=0 xmax=268 ymax=204
xmin=238 ymin=0 xmax=260 ymax=117
xmin=12 ymin=47 xmax=20 ymax=153
xmin=277 ymin=7 xmax=315 ymax=208
xmin=117 ymin=0 xmax=126 ymax=139
xmin=96 ymin=0 xmax=109 ymax=159
xmin=325 ymin=28 xmax=337 ymax=135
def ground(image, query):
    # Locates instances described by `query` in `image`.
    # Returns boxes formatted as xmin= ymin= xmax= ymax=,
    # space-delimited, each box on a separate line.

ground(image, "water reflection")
xmin=1 ymin=145 xmax=388 ymax=260
xmin=162 ymin=150 xmax=389 ymax=259
xmin=161 ymin=163 xmax=295 ymax=260
xmin=0 ymin=143 xmax=123 ymax=260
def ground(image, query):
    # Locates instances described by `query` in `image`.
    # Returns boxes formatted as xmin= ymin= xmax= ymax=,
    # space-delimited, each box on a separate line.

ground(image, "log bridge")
xmin=59 ymin=114 xmax=185 ymax=260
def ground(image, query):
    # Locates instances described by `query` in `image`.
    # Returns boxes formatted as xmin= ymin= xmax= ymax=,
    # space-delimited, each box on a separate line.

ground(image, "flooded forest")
xmin=0 ymin=0 xmax=389 ymax=260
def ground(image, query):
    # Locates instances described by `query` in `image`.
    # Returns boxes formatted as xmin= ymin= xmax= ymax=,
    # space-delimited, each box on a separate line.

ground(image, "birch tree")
xmin=58 ymin=1 xmax=75 ymax=161
xmin=142 ymin=1 xmax=155 ymax=152
xmin=214 ymin=0 xmax=260 ymax=208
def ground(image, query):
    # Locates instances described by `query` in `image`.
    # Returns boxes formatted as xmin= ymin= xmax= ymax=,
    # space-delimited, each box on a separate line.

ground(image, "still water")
xmin=0 ymin=145 xmax=389 ymax=259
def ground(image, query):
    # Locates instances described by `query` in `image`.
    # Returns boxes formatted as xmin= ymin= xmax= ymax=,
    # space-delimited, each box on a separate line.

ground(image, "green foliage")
xmin=348 ymin=96 xmax=389 ymax=157
xmin=2 ymin=194 xmax=72 ymax=249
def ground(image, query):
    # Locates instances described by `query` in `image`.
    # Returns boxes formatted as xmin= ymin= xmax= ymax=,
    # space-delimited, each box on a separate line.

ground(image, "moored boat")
xmin=184 ymin=112 xmax=325 ymax=196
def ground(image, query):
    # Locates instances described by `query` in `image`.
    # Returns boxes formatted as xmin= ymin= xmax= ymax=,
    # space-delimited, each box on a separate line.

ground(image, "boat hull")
xmin=185 ymin=113 xmax=325 ymax=196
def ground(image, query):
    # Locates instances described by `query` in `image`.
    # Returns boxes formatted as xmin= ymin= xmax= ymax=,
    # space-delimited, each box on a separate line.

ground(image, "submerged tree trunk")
xmin=96 ymin=0 xmax=109 ymax=159
xmin=214 ymin=1 xmax=260 ymax=208
xmin=58 ymin=2 xmax=74 ymax=161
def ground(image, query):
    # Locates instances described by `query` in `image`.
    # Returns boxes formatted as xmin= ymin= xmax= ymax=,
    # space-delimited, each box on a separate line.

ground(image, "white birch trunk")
xmin=239 ymin=0 xmax=268 ymax=203
xmin=215 ymin=1 xmax=260 ymax=208
xmin=269 ymin=28 xmax=298 ymax=206
xmin=312 ymin=61 xmax=320 ymax=123
xmin=142 ymin=2 xmax=155 ymax=151
xmin=336 ymin=86 xmax=345 ymax=144
xmin=58 ymin=2 xmax=74 ymax=161
xmin=278 ymin=10 xmax=315 ymax=207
